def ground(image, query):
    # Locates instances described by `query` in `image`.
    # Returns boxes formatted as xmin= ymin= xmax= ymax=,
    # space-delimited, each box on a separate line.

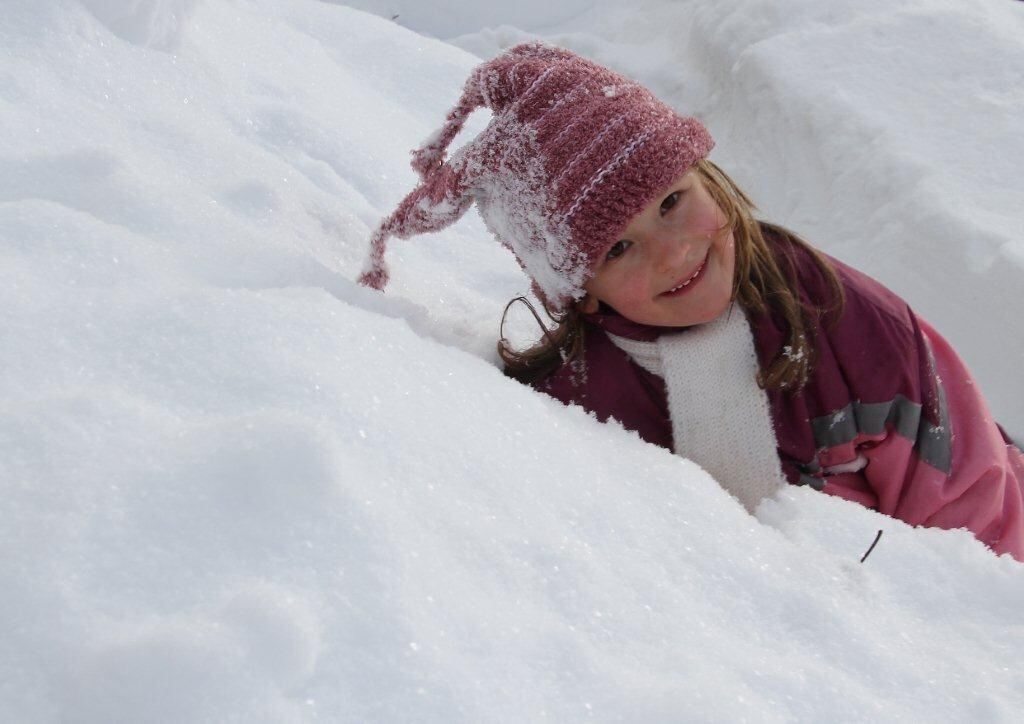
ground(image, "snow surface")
xmin=2 ymin=0 xmax=1023 ymax=720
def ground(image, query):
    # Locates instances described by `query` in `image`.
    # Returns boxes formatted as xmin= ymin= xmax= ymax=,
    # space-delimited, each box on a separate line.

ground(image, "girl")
xmin=358 ymin=43 xmax=1024 ymax=560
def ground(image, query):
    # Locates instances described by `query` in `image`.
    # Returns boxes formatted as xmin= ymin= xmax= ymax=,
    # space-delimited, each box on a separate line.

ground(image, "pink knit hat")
xmin=358 ymin=42 xmax=714 ymax=310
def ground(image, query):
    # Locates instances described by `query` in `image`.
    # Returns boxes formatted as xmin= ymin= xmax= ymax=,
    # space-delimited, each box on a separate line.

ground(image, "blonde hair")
xmin=499 ymin=159 xmax=845 ymax=391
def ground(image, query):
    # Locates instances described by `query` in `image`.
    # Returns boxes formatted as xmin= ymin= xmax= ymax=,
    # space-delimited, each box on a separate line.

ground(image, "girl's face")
xmin=580 ymin=168 xmax=736 ymax=327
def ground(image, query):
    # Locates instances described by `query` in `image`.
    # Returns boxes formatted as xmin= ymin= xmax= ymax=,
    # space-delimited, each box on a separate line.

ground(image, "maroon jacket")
xmin=534 ymin=231 xmax=1024 ymax=560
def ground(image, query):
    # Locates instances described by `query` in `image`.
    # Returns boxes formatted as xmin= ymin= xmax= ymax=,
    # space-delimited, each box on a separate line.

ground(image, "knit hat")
xmin=358 ymin=42 xmax=714 ymax=310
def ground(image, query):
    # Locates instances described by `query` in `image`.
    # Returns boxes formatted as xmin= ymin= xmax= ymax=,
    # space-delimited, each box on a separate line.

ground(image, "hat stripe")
xmin=537 ymin=82 xmax=589 ymax=128
xmin=510 ymin=62 xmax=561 ymax=114
xmin=563 ymin=128 xmax=654 ymax=224
xmin=549 ymin=111 xmax=589 ymax=150
xmin=553 ymin=111 xmax=630 ymax=189
xmin=477 ymin=68 xmax=494 ymax=109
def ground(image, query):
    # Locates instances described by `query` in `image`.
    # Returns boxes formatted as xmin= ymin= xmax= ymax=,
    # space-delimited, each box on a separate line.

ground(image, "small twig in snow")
xmin=860 ymin=530 xmax=883 ymax=563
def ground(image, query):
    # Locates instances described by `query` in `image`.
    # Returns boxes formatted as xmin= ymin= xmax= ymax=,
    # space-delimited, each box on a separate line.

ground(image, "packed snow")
xmin=2 ymin=0 xmax=1023 ymax=721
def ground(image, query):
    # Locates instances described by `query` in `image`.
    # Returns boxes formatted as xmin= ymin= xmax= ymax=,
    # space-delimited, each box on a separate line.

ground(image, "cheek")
xmin=717 ymin=231 xmax=735 ymax=265
xmin=720 ymin=235 xmax=737 ymax=290
xmin=611 ymin=271 xmax=652 ymax=305
xmin=681 ymin=196 xmax=725 ymax=235
xmin=591 ymin=263 xmax=650 ymax=304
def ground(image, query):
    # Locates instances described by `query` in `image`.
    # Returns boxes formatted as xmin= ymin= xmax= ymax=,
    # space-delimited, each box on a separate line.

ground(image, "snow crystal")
xmin=781 ymin=343 xmax=805 ymax=362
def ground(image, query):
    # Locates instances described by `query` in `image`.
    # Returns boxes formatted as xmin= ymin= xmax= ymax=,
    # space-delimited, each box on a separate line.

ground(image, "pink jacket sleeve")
xmin=821 ymin=317 xmax=1024 ymax=561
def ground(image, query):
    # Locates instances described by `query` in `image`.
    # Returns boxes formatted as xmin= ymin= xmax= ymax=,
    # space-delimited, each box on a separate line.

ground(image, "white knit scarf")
xmin=608 ymin=307 xmax=785 ymax=513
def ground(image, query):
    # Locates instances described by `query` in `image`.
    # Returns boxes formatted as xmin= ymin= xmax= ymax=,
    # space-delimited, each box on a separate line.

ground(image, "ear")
xmin=578 ymin=293 xmax=600 ymax=314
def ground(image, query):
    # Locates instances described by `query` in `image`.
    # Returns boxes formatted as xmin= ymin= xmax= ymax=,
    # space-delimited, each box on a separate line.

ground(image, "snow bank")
xmin=78 ymin=0 xmax=203 ymax=49
xmin=2 ymin=0 xmax=1024 ymax=720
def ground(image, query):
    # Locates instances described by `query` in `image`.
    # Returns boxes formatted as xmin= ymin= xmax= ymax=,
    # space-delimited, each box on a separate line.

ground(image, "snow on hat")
xmin=357 ymin=42 xmax=714 ymax=310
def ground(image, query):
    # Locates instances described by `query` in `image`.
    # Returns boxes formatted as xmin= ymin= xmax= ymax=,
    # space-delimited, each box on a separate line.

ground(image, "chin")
xmin=710 ymin=294 xmax=735 ymax=318
xmin=689 ymin=294 xmax=733 ymax=326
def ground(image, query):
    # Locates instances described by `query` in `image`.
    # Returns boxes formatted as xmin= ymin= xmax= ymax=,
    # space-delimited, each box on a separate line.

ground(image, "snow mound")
xmin=79 ymin=0 xmax=203 ymax=50
xmin=2 ymin=0 xmax=1024 ymax=720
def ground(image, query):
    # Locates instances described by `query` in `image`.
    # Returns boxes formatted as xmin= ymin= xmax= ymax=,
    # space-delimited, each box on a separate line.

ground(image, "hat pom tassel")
xmin=357 ymin=224 xmax=391 ymax=290
xmin=356 ymin=264 xmax=389 ymax=291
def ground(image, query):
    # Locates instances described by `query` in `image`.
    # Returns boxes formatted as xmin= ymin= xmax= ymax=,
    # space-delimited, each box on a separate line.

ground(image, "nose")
xmin=649 ymin=232 xmax=694 ymax=272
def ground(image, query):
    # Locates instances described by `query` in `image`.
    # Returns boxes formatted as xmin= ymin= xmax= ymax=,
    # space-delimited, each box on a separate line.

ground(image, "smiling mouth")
xmin=660 ymin=255 xmax=708 ymax=297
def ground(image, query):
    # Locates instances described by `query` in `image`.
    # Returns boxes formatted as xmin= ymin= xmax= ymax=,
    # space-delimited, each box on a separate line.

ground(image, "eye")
xmin=660 ymin=191 xmax=681 ymax=215
xmin=605 ymin=239 xmax=632 ymax=261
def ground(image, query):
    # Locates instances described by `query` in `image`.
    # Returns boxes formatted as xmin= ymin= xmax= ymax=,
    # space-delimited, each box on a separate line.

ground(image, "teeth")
xmin=668 ymin=262 xmax=703 ymax=292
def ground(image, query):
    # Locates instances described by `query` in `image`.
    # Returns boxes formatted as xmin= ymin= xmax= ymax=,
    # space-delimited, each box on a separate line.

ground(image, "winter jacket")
xmin=533 ymin=229 xmax=1024 ymax=560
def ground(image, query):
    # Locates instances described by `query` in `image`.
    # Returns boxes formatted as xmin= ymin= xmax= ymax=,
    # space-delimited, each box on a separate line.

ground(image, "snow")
xmin=2 ymin=0 xmax=1023 ymax=720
